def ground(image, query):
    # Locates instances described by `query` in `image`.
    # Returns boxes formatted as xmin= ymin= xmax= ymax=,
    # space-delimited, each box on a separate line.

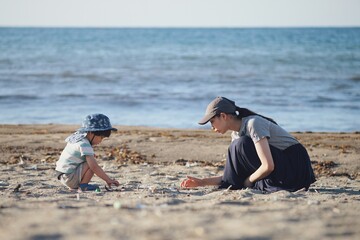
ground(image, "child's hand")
xmin=180 ymin=176 xmax=203 ymax=188
xmin=106 ymin=179 xmax=120 ymax=188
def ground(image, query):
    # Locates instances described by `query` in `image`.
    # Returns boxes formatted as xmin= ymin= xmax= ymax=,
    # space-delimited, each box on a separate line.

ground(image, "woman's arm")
xmin=181 ymin=175 xmax=222 ymax=188
xmin=245 ymin=137 xmax=275 ymax=187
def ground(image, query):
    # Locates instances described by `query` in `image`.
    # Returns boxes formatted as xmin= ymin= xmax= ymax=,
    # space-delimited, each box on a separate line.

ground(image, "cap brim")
xmin=198 ymin=113 xmax=215 ymax=125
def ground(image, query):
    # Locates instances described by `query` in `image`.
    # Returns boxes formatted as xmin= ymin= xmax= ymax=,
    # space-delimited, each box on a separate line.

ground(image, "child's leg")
xmin=78 ymin=162 xmax=99 ymax=191
xmin=80 ymin=162 xmax=94 ymax=184
xmin=58 ymin=164 xmax=83 ymax=190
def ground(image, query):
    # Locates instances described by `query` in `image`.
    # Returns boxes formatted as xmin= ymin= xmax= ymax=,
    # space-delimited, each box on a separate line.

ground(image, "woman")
xmin=181 ymin=96 xmax=316 ymax=192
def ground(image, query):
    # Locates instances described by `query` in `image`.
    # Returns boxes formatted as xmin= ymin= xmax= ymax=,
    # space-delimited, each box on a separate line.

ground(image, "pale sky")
xmin=0 ymin=0 xmax=359 ymax=27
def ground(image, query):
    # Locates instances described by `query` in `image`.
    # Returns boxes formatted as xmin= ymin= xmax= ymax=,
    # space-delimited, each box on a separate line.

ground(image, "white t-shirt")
xmin=55 ymin=138 xmax=94 ymax=174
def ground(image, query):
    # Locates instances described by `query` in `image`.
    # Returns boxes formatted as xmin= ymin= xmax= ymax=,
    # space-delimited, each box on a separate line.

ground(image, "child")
xmin=181 ymin=96 xmax=316 ymax=192
xmin=56 ymin=113 xmax=120 ymax=191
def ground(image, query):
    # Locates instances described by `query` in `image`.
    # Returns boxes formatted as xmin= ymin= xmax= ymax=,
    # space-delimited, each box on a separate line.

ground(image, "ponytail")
xmin=235 ymin=107 xmax=277 ymax=125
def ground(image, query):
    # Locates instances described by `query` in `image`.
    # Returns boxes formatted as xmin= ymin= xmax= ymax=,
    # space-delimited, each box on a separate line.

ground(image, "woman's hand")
xmin=243 ymin=177 xmax=254 ymax=188
xmin=180 ymin=176 xmax=203 ymax=188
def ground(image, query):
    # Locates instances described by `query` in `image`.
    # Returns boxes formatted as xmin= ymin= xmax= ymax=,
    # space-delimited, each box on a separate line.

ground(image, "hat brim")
xmin=78 ymin=127 xmax=118 ymax=132
xmin=198 ymin=113 xmax=216 ymax=125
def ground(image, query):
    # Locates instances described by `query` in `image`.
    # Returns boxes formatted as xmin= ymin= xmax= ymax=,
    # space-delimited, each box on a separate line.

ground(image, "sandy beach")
xmin=0 ymin=124 xmax=359 ymax=240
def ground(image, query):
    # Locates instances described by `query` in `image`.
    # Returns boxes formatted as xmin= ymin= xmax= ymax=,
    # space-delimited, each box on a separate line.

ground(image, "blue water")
xmin=0 ymin=28 xmax=359 ymax=131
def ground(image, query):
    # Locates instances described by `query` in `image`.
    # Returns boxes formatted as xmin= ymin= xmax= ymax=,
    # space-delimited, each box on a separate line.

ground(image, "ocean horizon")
xmin=0 ymin=27 xmax=359 ymax=132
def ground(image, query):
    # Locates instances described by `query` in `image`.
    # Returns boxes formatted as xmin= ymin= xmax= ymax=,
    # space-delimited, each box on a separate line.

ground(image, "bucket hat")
xmin=198 ymin=96 xmax=236 ymax=125
xmin=66 ymin=113 xmax=117 ymax=143
xmin=78 ymin=113 xmax=117 ymax=132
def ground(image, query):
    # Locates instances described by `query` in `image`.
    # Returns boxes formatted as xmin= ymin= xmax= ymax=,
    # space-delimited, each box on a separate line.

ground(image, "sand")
xmin=0 ymin=124 xmax=359 ymax=240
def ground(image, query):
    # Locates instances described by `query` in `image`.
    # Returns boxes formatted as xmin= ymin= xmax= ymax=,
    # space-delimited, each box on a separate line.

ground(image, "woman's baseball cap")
xmin=198 ymin=96 xmax=236 ymax=125
xmin=66 ymin=113 xmax=117 ymax=143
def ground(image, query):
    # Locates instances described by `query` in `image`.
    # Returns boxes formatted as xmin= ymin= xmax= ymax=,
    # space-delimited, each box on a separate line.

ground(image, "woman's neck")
xmin=229 ymin=118 xmax=242 ymax=132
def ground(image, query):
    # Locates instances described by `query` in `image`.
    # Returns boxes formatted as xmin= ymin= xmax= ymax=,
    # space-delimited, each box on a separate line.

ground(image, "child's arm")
xmin=85 ymin=155 xmax=120 ymax=187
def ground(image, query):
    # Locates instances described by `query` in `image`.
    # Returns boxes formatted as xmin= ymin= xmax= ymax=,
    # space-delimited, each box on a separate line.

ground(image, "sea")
xmin=0 ymin=27 xmax=359 ymax=132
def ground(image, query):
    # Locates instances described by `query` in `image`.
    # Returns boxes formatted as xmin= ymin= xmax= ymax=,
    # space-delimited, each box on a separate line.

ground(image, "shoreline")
xmin=1 ymin=123 xmax=359 ymax=133
xmin=0 ymin=124 xmax=359 ymax=239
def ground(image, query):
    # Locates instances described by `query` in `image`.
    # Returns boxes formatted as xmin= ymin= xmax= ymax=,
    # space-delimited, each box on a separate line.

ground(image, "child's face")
xmin=92 ymin=135 xmax=105 ymax=145
xmin=87 ymin=133 xmax=106 ymax=145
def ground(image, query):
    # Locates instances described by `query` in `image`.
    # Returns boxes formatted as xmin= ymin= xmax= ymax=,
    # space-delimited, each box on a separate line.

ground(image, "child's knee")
xmin=81 ymin=162 xmax=94 ymax=174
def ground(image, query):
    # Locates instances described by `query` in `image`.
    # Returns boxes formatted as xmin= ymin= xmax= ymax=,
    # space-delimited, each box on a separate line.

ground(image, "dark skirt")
xmin=220 ymin=136 xmax=316 ymax=192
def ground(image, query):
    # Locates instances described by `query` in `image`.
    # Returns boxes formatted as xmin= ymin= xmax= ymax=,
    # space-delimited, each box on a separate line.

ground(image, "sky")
xmin=0 ymin=0 xmax=360 ymax=27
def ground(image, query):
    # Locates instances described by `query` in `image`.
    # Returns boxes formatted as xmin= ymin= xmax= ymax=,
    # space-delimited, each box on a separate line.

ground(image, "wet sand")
xmin=0 ymin=124 xmax=359 ymax=239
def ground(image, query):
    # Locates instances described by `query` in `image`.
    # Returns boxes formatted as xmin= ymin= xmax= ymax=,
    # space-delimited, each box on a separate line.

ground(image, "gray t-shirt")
xmin=231 ymin=115 xmax=298 ymax=150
